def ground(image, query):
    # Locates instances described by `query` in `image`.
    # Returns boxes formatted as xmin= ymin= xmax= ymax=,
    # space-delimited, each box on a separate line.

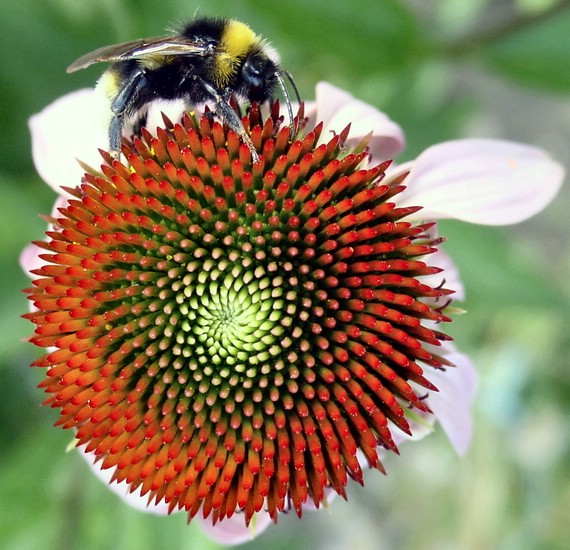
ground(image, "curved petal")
xmin=408 ymin=222 xmax=466 ymax=302
xmin=398 ymin=139 xmax=564 ymax=224
xmin=391 ymin=410 xmax=436 ymax=448
xmin=425 ymin=350 xmax=478 ymax=455
xmin=29 ymin=89 xmax=109 ymax=193
xmin=143 ymin=98 xmax=188 ymax=136
xmin=314 ymin=82 xmax=405 ymax=160
xmin=197 ymin=511 xmax=273 ymax=546
xmin=80 ymin=450 xmax=171 ymax=515
xmin=82 ymin=449 xmax=274 ymax=544
xmin=50 ymin=195 xmax=72 ymax=218
xmin=422 ymin=246 xmax=466 ymax=302
xmin=20 ymin=196 xmax=71 ymax=281
xmin=20 ymin=242 xmax=44 ymax=278
xmin=20 ymin=240 xmax=46 ymax=314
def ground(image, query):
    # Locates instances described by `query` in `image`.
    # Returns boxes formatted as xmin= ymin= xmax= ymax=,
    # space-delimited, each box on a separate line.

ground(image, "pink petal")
xmin=80 ymin=450 xmax=171 ymax=515
xmin=313 ymin=82 xmax=406 ymax=160
xmin=409 ymin=222 xmax=466 ymax=301
xmin=422 ymin=246 xmax=466 ymax=301
xmin=391 ymin=410 xmax=435 ymax=448
xmin=142 ymin=98 xmax=187 ymax=137
xmin=29 ymin=89 xmax=108 ymax=193
xmin=397 ymin=139 xmax=564 ymax=224
xmin=425 ymin=350 xmax=478 ymax=455
xmin=81 ymin=449 xmax=274 ymax=544
xmin=20 ymin=196 xmax=70 ymax=281
xmin=197 ymin=511 xmax=273 ymax=546
xmin=20 ymin=242 xmax=44 ymax=278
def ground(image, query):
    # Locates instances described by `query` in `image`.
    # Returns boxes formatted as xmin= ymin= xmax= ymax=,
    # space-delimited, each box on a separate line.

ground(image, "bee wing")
xmin=67 ymin=35 xmax=213 ymax=73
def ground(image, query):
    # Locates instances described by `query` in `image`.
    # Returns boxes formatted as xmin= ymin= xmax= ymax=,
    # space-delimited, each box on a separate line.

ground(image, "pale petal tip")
xmin=427 ymin=351 xmax=478 ymax=456
xmin=79 ymin=450 xmax=171 ymax=515
xmin=315 ymin=81 xmax=406 ymax=160
xmin=29 ymin=88 xmax=109 ymax=192
xmin=197 ymin=511 xmax=274 ymax=546
xmin=399 ymin=139 xmax=564 ymax=225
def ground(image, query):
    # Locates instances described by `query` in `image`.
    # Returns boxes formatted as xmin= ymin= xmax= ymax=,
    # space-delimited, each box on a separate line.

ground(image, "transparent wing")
xmin=67 ymin=35 xmax=213 ymax=73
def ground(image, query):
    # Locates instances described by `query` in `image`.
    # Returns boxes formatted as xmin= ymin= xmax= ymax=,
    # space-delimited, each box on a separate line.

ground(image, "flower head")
xmin=23 ymin=82 xmax=564 ymax=544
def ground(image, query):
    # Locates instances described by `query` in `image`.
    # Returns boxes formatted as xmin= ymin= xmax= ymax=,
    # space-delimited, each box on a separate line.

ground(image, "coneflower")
xmin=23 ymin=82 xmax=564 ymax=544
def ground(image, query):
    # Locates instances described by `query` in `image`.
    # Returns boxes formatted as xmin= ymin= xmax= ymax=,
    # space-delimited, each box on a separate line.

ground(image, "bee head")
xmin=240 ymin=53 xmax=279 ymax=101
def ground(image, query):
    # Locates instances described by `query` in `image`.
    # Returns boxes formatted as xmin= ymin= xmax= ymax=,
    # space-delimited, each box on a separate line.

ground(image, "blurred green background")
xmin=1 ymin=0 xmax=569 ymax=548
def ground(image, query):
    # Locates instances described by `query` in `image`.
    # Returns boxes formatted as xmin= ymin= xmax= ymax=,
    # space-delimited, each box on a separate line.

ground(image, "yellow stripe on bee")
xmin=215 ymin=20 xmax=259 ymax=86
xmin=223 ymin=20 xmax=257 ymax=58
xmin=97 ymin=69 xmax=121 ymax=100
xmin=139 ymin=55 xmax=169 ymax=70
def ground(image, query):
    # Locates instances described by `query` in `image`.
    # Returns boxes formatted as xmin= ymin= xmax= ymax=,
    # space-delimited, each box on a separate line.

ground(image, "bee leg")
xmin=108 ymin=69 xmax=147 ymax=157
xmin=107 ymin=115 xmax=124 ymax=159
xmin=198 ymin=78 xmax=260 ymax=163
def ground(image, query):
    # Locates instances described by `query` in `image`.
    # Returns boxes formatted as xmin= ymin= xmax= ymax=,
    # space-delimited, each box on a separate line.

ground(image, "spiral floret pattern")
xmin=26 ymin=105 xmax=453 ymax=525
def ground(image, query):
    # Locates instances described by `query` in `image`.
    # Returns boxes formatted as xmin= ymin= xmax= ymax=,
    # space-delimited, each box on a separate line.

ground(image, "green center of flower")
xmin=26 ymin=106 xmax=453 ymax=526
xmin=182 ymin=263 xmax=289 ymax=379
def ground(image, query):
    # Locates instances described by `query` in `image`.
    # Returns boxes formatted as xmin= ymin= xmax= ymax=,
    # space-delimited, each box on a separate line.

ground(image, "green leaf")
xmin=483 ymin=8 xmax=570 ymax=91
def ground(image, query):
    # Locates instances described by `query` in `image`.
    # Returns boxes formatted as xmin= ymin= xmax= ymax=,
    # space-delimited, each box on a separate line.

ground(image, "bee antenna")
xmin=283 ymin=70 xmax=301 ymax=104
xmin=276 ymin=71 xmax=300 ymax=139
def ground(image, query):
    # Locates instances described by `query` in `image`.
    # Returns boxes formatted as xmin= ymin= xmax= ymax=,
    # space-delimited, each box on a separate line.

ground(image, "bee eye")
xmin=242 ymin=57 xmax=268 ymax=87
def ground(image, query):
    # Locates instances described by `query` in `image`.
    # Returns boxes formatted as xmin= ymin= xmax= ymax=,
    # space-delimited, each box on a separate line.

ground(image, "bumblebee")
xmin=67 ymin=17 xmax=300 ymax=161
